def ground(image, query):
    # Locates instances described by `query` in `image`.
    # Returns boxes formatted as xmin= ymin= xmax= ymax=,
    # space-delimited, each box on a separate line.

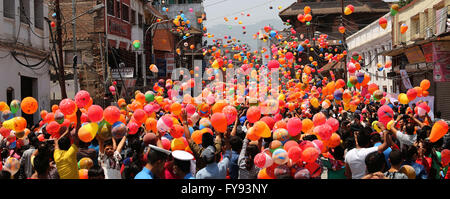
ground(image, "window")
xmin=6 ymin=87 xmax=14 ymax=105
xmin=131 ymin=9 xmax=136 ymax=25
xmin=376 ymin=71 xmax=379 ymax=81
xmin=383 ymin=70 xmax=386 ymax=80
xmin=20 ymin=0 xmax=30 ymax=23
xmin=3 ymin=0 xmax=15 ymax=19
xmin=116 ymin=1 xmax=121 ymax=18
xmin=383 ymin=86 xmax=387 ymax=93
xmin=64 ymin=51 xmax=82 ymax=65
xmin=107 ymin=0 xmax=114 ymax=15
xmin=138 ymin=13 xmax=143 ymax=27
xmin=122 ymin=4 xmax=129 ymax=22
xmin=34 ymin=0 xmax=44 ymax=29
xmin=411 ymin=15 xmax=420 ymax=35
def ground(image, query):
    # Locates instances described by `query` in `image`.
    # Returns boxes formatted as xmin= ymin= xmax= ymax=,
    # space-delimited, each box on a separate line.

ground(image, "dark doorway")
xmin=21 ymin=76 xmax=37 ymax=126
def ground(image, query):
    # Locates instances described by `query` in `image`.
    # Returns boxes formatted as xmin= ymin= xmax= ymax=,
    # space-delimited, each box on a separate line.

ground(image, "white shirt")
xmin=344 ymin=146 xmax=378 ymax=179
xmin=395 ymin=131 xmax=416 ymax=150
xmin=98 ymin=151 xmax=122 ymax=179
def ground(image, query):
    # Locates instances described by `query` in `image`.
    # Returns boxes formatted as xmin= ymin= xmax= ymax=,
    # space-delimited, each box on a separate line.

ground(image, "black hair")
xmin=245 ymin=144 xmax=260 ymax=171
xmin=404 ymin=145 xmax=418 ymax=161
xmin=365 ymin=151 xmax=385 ymax=173
xmin=356 ymin=129 xmax=371 ymax=148
xmin=78 ymin=141 xmax=91 ymax=149
xmin=405 ymin=123 xmax=415 ymax=135
xmin=202 ymin=133 xmax=214 ymax=148
xmin=229 ymin=136 xmax=243 ymax=152
xmin=27 ymin=133 xmax=39 ymax=149
xmin=303 ymin=134 xmax=318 ymax=141
xmin=174 ymin=158 xmax=191 ymax=175
xmin=58 ymin=135 xmax=71 ymax=151
xmin=423 ymin=140 xmax=441 ymax=179
xmin=369 ymin=133 xmax=381 ymax=145
xmin=389 ymin=149 xmax=403 ymax=166
xmin=33 ymin=142 xmax=51 ymax=176
xmin=88 ymin=165 xmax=105 ymax=179
xmin=0 ymin=170 xmax=11 ymax=179
xmin=147 ymin=148 xmax=169 ymax=165
xmin=330 ymin=145 xmax=345 ymax=161
xmin=343 ymin=136 xmax=355 ymax=151
xmin=103 ymin=139 xmax=113 ymax=148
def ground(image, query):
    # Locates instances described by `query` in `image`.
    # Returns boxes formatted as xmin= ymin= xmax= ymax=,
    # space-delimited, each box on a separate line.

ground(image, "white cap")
xmin=172 ymin=150 xmax=194 ymax=161
xmin=148 ymin=144 xmax=171 ymax=155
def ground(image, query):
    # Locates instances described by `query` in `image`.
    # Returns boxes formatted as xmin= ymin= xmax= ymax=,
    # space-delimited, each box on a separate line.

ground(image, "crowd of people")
xmin=0 ymin=77 xmax=449 ymax=179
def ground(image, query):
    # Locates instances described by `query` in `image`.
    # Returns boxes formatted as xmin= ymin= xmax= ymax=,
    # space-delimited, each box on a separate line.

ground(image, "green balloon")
xmin=306 ymin=22 xmax=310 ymax=26
xmin=347 ymin=80 xmax=354 ymax=88
xmin=145 ymin=93 xmax=155 ymax=102
xmin=390 ymin=8 xmax=398 ymax=16
xmin=133 ymin=41 xmax=141 ymax=49
xmin=10 ymin=100 xmax=20 ymax=114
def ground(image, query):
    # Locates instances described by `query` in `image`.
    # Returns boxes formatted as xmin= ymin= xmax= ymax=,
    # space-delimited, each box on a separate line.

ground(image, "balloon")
xmin=429 ymin=120 xmax=449 ymax=143
xmin=4 ymin=157 xmax=20 ymax=175
xmin=145 ymin=117 xmax=157 ymax=133
xmin=328 ymin=133 xmax=341 ymax=148
xmin=13 ymin=117 xmax=27 ymax=132
xmin=59 ymin=99 xmax=77 ymax=116
xmin=260 ymin=116 xmax=275 ymax=130
xmin=222 ymin=105 xmax=237 ymax=125
xmin=78 ymin=157 xmax=94 ymax=170
xmin=127 ymin=121 xmax=140 ymax=135
xmin=103 ymin=106 xmax=120 ymax=125
xmin=326 ymin=118 xmax=339 ymax=132
xmin=301 ymin=147 xmax=320 ymax=163
xmin=79 ymin=169 xmax=88 ymax=179
xmin=368 ymin=83 xmax=379 ymax=95
xmin=253 ymin=121 xmax=271 ymax=138
xmin=97 ymin=123 xmax=112 ymax=141
xmin=272 ymin=128 xmax=289 ymax=142
xmin=133 ymin=40 xmax=141 ymax=49
xmin=210 ymin=113 xmax=228 ymax=133
xmin=344 ymin=5 xmax=354 ymax=15
xmin=87 ymin=105 xmax=103 ymax=123
xmin=246 ymin=106 xmax=261 ymax=123
xmin=420 ymin=79 xmax=430 ymax=90
xmin=304 ymin=6 xmax=311 ymax=14
xmin=313 ymin=112 xmax=326 ymax=126
xmin=111 ymin=122 xmax=127 ymax=139
xmin=170 ymin=102 xmax=182 ymax=116
xmin=442 ymin=149 xmax=450 ymax=167
xmin=21 ymin=97 xmax=38 ymax=114
xmin=170 ymin=124 xmax=184 ymax=138
xmin=398 ymin=93 xmax=409 ymax=105
xmin=268 ymin=60 xmax=280 ymax=69
xmin=400 ymin=23 xmax=408 ymax=34
xmin=78 ymin=122 xmax=98 ymax=143
xmin=254 ymin=152 xmax=273 ymax=169
xmin=379 ymin=17 xmax=387 ymax=29
xmin=157 ymin=115 xmax=174 ymax=133
xmin=302 ymin=119 xmax=314 ymax=134
xmin=338 ymin=26 xmax=345 ymax=34
xmin=406 ymin=88 xmax=417 ymax=101
xmin=310 ymin=97 xmax=319 ymax=108
xmin=171 ymin=137 xmax=186 ymax=151
xmin=75 ymin=90 xmax=90 ymax=108
xmin=9 ymin=100 xmax=20 ymax=114
xmin=377 ymin=105 xmax=394 ymax=127
xmin=272 ymin=149 xmax=289 ymax=165
xmin=287 ymin=117 xmax=302 ymax=137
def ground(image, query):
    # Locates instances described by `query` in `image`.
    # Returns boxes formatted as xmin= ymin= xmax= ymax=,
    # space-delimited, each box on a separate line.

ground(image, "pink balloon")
xmin=287 ymin=117 xmax=302 ymax=137
xmin=222 ymin=105 xmax=237 ymax=125
xmin=144 ymin=104 xmax=153 ymax=114
xmin=75 ymin=90 xmax=90 ymax=108
xmin=313 ymin=112 xmax=326 ymax=126
xmin=326 ymin=118 xmax=339 ymax=132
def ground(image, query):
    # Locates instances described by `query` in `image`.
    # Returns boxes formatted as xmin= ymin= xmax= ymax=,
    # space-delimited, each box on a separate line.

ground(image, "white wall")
xmin=0 ymin=0 xmax=50 ymax=123
xmin=347 ymin=13 xmax=393 ymax=93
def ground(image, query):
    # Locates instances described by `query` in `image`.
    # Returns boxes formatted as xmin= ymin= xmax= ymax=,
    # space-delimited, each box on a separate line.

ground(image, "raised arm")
xmin=116 ymin=135 xmax=127 ymax=153
xmin=180 ymin=109 xmax=191 ymax=141
xmin=72 ymin=109 xmax=82 ymax=147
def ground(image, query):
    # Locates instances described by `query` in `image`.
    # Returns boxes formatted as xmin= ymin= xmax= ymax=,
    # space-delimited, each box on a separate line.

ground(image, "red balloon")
xmin=210 ymin=113 xmax=228 ymax=133
xmin=312 ymin=112 xmax=326 ymax=126
xmin=222 ymin=105 xmax=238 ymax=125
xmin=127 ymin=121 xmax=139 ymax=135
xmin=133 ymin=109 xmax=147 ymax=124
xmin=59 ymin=99 xmax=77 ymax=116
xmin=260 ymin=116 xmax=275 ymax=130
xmin=301 ymin=147 xmax=320 ymax=163
xmin=288 ymin=146 xmax=302 ymax=163
xmin=87 ymin=105 xmax=103 ymax=123
xmin=103 ymin=106 xmax=121 ymax=124
xmin=46 ymin=121 xmax=61 ymax=135
xmin=246 ymin=106 xmax=261 ymax=123
xmin=326 ymin=118 xmax=339 ymax=132
xmin=75 ymin=90 xmax=91 ymax=108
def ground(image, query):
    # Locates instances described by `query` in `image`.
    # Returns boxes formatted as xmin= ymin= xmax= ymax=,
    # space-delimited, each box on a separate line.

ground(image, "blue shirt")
xmin=134 ymin=167 xmax=154 ymax=179
xmin=374 ymin=142 xmax=392 ymax=169
xmin=195 ymin=151 xmax=231 ymax=179
xmin=184 ymin=173 xmax=195 ymax=179
xmin=402 ymin=160 xmax=428 ymax=179
xmin=228 ymin=150 xmax=240 ymax=179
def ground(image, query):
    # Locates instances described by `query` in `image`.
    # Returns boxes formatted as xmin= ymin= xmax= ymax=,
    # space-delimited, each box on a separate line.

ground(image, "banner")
xmin=399 ymin=69 xmax=413 ymax=89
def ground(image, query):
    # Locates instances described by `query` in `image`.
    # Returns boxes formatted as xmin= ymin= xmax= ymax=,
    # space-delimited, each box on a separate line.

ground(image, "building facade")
xmin=384 ymin=0 xmax=450 ymax=120
xmin=347 ymin=13 xmax=394 ymax=93
xmin=0 ymin=0 xmax=50 ymax=124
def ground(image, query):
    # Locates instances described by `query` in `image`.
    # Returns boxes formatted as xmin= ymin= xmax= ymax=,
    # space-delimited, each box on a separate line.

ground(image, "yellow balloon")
xmin=398 ymin=93 xmax=409 ymax=105
xmin=310 ymin=97 xmax=319 ymax=108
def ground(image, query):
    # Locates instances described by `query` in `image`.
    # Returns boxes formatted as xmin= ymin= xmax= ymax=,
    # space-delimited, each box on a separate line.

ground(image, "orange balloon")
xmin=52 ymin=105 xmax=59 ymax=113
xmin=420 ymin=79 xmax=430 ymax=90
xmin=429 ymin=120 xmax=449 ymax=143
xmin=246 ymin=127 xmax=261 ymax=141
xmin=79 ymin=169 xmax=88 ymax=179
xmin=145 ymin=117 xmax=157 ymax=133
xmin=21 ymin=97 xmax=38 ymax=115
xmin=302 ymin=119 xmax=314 ymax=134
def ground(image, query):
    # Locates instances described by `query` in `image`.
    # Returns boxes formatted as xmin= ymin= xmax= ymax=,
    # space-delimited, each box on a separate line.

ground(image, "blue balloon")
xmin=320 ymin=48 xmax=324 ymax=52
xmin=239 ymin=116 xmax=247 ymax=124
xmin=189 ymin=126 xmax=194 ymax=134
xmin=270 ymin=30 xmax=276 ymax=37
xmin=180 ymin=14 xmax=185 ymax=18
xmin=297 ymin=46 xmax=304 ymax=52
xmin=303 ymin=94 xmax=309 ymax=99
xmin=199 ymin=125 xmax=205 ymax=130
xmin=112 ymin=121 xmax=123 ymax=128
xmin=162 ymin=7 xmax=166 ymax=12
xmin=183 ymin=36 xmax=187 ymax=40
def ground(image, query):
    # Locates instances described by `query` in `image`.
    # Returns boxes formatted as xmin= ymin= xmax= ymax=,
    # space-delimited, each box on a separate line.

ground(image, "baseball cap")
xmin=200 ymin=146 xmax=216 ymax=163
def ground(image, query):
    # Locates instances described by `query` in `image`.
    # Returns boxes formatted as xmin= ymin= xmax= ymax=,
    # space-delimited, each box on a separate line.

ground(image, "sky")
xmin=202 ymin=0 xmax=296 ymax=49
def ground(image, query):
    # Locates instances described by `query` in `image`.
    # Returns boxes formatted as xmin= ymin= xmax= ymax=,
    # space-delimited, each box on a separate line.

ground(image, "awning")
xmin=279 ymin=0 xmax=389 ymax=18
xmin=319 ymin=61 xmax=343 ymax=73
xmin=153 ymin=29 xmax=175 ymax=52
